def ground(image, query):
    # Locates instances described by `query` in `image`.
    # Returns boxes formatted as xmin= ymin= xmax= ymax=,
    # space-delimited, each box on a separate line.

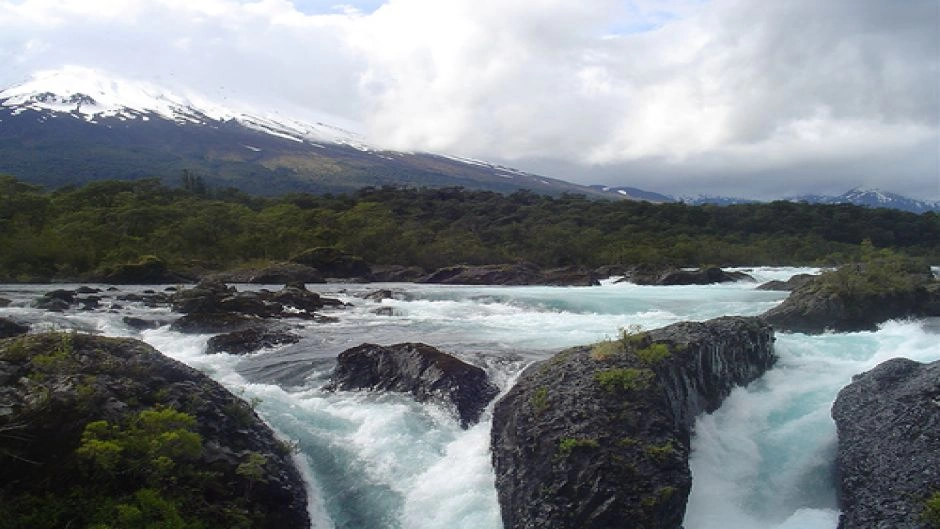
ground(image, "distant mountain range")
xmin=2 ymin=67 xmax=936 ymax=213
xmin=0 ymin=66 xmax=609 ymax=197
xmin=591 ymin=185 xmax=939 ymax=214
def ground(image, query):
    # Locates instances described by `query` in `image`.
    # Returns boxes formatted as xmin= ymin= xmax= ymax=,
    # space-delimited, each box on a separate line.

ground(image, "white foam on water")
xmin=684 ymin=320 xmax=940 ymax=529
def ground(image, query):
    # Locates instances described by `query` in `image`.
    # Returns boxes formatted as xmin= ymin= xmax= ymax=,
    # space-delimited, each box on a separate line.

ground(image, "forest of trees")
xmin=1 ymin=175 xmax=938 ymax=281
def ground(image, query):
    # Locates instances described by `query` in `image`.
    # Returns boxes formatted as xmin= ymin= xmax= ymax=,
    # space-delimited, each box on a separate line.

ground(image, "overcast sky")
xmin=1 ymin=0 xmax=938 ymax=199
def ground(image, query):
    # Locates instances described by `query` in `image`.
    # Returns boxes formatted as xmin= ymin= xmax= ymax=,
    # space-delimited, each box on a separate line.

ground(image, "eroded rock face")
xmin=490 ymin=316 xmax=775 ymax=529
xmin=831 ymin=358 xmax=940 ymax=529
xmin=326 ymin=342 xmax=500 ymax=428
xmin=0 ymin=333 xmax=308 ymax=529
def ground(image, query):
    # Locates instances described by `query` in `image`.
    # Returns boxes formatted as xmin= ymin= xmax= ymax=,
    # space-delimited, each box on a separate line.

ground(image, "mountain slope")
xmin=591 ymin=182 xmax=938 ymax=213
xmin=788 ymin=188 xmax=940 ymax=214
xmin=0 ymin=67 xmax=611 ymax=197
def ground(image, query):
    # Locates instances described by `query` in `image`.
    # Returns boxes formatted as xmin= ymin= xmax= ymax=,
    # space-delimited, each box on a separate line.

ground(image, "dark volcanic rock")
xmin=421 ymin=262 xmax=543 ymax=285
xmin=205 ymin=262 xmax=326 ymax=284
xmin=420 ymin=262 xmax=599 ymax=286
xmin=541 ymin=266 xmax=601 ymax=286
xmin=831 ymin=358 xmax=940 ymax=529
xmin=206 ymin=328 xmax=301 ymax=355
xmin=326 ymin=342 xmax=500 ymax=428
xmin=490 ymin=316 xmax=775 ymax=529
xmin=369 ymin=265 xmax=427 ymax=282
xmin=629 ymin=266 xmax=754 ymax=285
xmin=122 ymin=316 xmax=170 ymax=330
xmin=761 ymin=268 xmax=939 ymax=333
xmin=170 ymin=313 xmax=270 ymax=334
xmin=757 ymin=273 xmax=818 ymax=291
xmin=0 ymin=317 xmax=28 ymax=338
xmin=97 ymin=256 xmax=194 ymax=284
xmin=290 ymin=247 xmax=371 ymax=279
xmin=172 ymin=281 xmax=341 ymax=319
xmin=0 ymin=333 xmax=308 ymax=529
xmin=35 ymin=289 xmax=77 ymax=311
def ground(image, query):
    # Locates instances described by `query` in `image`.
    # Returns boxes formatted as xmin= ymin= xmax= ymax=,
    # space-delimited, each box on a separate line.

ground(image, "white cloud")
xmin=0 ymin=0 xmax=936 ymax=199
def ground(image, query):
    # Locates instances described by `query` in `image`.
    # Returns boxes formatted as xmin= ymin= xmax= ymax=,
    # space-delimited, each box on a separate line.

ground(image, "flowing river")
xmin=2 ymin=267 xmax=938 ymax=529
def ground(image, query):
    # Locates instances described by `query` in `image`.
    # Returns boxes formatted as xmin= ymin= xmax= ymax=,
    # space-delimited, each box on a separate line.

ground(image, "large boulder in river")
xmin=206 ymin=328 xmax=301 ymax=355
xmin=762 ymin=263 xmax=939 ymax=333
xmin=0 ymin=333 xmax=308 ymax=529
xmin=490 ymin=316 xmax=775 ymax=529
xmin=326 ymin=342 xmax=500 ymax=428
xmin=831 ymin=358 xmax=940 ymax=529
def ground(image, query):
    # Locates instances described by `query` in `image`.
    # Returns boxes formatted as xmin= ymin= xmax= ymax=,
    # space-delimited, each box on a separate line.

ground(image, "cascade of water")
xmin=2 ymin=269 xmax=935 ymax=529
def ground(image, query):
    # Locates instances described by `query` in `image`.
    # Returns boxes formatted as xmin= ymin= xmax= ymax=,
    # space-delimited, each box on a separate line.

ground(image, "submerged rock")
xmin=490 ymin=316 xmax=775 ymax=529
xmin=831 ymin=357 xmax=940 ymax=529
xmin=0 ymin=333 xmax=308 ymax=528
xmin=326 ymin=342 xmax=500 ymax=428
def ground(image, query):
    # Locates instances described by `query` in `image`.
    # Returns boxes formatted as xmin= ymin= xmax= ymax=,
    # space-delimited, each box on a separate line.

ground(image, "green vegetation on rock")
xmin=925 ymin=491 xmax=940 ymax=528
xmin=595 ymin=367 xmax=655 ymax=393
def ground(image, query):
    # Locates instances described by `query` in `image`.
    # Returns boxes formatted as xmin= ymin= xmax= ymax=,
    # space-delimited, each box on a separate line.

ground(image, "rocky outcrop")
xmin=93 ymin=255 xmax=194 ymax=284
xmin=0 ymin=317 xmax=28 ymax=338
xmin=326 ymin=342 xmax=500 ymax=428
xmin=369 ymin=265 xmax=427 ymax=282
xmin=0 ymin=333 xmax=308 ymax=529
xmin=168 ymin=281 xmax=343 ymax=334
xmin=761 ymin=266 xmax=939 ymax=333
xmin=206 ymin=328 xmax=301 ymax=355
xmin=204 ymin=262 xmax=326 ymax=284
xmin=420 ymin=262 xmax=599 ymax=286
xmin=625 ymin=265 xmax=755 ymax=285
xmin=490 ymin=316 xmax=775 ymax=529
xmin=757 ymin=273 xmax=817 ymax=291
xmin=831 ymin=358 xmax=940 ymax=529
xmin=290 ymin=247 xmax=371 ymax=279
xmin=0 ymin=297 xmax=12 ymax=307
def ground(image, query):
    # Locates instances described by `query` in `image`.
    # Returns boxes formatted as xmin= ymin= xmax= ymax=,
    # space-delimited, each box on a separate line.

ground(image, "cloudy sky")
xmin=1 ymin=0 xmax=938 ymax=199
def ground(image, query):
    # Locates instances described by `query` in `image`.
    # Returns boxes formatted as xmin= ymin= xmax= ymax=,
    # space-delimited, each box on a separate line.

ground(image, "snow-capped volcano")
xmin=0 ymin=66 xmax=611 ymax=198
xmin=0 ymin=65 xmax=367 ymax=148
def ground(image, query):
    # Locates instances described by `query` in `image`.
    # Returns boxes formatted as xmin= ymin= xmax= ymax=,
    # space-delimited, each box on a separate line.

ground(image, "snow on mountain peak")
xmin=0 ymin=65 xmax=367 ymax=148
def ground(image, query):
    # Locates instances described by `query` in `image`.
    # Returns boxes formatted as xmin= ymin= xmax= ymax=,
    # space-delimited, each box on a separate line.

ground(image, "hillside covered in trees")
xmin=1 ymin=175 xmax=937 ymax=282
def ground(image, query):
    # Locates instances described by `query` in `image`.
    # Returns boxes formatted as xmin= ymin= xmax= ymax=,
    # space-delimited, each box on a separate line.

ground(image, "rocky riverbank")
xmin=0 ymin=332 xmax=309 ymax=528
